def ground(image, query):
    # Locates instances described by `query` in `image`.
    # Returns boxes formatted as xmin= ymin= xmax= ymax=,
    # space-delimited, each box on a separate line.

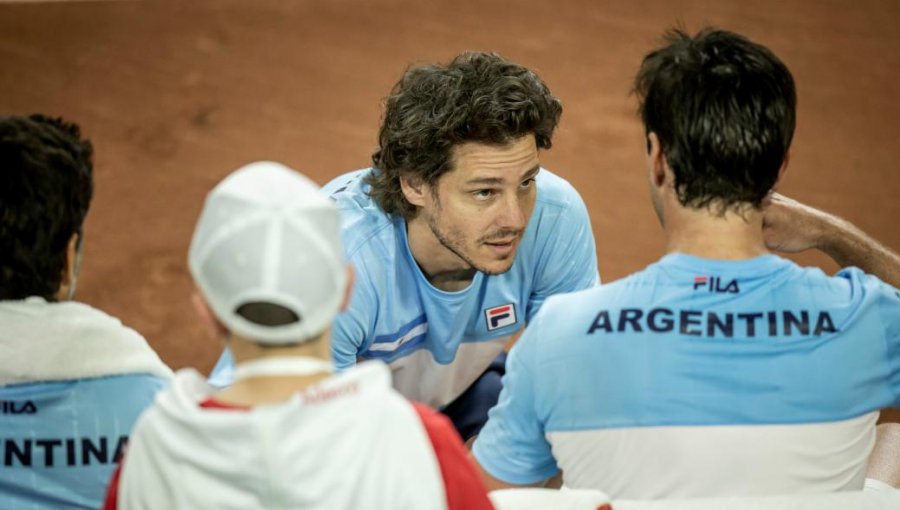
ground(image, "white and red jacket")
xmin=105 ymin=360 xmax=493 ymax=509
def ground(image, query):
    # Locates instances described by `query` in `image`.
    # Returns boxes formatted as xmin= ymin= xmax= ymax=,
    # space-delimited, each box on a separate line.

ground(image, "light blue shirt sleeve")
xmin=862 ymin=271 xmax=900 ymax=405
xmin=834 ymin=266 xmax=900 ymax=407
xmin=472 ymin=312 xmax=559 ymax=485
xmin=526 ymin=186 xmax=599 ymax=321
xmin=331 ymin=263 xmax=378 ymax=370
xmin=332 ymin=310 xmax=366 ymax=370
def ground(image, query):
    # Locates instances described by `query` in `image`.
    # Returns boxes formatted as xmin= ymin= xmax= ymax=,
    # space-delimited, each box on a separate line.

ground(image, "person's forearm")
xmin=817 ymin=214 xmax=900 ymax=289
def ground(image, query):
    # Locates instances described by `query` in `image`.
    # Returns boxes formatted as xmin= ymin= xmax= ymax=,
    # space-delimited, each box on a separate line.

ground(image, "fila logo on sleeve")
xmin=485 ymin=304 xmax=517 ymax=331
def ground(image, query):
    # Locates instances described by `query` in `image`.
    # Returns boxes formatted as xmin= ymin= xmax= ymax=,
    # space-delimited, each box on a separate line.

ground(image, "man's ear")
xmin=339 ymin=264 xmax=355 ymax=311
xmin=191 ymin=290 xmax=229 ymax=342
xmin=647 ymin=132 xmax=668 ymax=188
xmin=57 ymin=233 xmax=80 ymax=301
xmin=399 ymin=173 xmax=428 ymax=207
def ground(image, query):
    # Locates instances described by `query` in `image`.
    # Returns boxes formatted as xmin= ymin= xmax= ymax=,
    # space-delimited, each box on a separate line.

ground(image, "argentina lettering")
xmin=1 ymin=436 xmax=128 ymax=468
xmin=587 ymin=308 xmax=838 ymax=337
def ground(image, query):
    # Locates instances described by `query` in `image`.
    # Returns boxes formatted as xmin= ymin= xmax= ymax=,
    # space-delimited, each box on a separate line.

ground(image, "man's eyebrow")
xmin=465 ymin=176 xmax=504 ymax=186
xmin=464 ymin=165 xmax=541 ymax=186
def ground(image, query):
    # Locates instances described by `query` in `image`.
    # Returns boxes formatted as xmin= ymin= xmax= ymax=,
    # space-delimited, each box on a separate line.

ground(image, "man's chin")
xmin=474 ymin=256 xmax=517 ymax=276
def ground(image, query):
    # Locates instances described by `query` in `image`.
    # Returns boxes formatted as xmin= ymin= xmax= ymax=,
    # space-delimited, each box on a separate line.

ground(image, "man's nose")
xmin=496 ymin=193 xmax=527 ymax=230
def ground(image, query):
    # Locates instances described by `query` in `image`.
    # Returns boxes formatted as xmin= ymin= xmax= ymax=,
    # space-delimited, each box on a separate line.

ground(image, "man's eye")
xmin=520 ymin=178 xmax=536 ymax=189
xmin=473 ymin=190 xmax=495 ymax=200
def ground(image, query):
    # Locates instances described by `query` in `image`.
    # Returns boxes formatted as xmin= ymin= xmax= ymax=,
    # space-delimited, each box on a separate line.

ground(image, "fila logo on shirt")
xmin=485 ymin=303 xmax=517 ymax=331
xmin=0 ymin=400 xmax=36 ymax=415
xmin=693 ymin=275 xmax=739 ymax=293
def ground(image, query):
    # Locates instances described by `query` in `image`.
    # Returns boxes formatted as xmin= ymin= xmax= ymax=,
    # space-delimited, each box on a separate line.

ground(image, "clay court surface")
xmin=2 ymin=1 xmax=898 ymax=420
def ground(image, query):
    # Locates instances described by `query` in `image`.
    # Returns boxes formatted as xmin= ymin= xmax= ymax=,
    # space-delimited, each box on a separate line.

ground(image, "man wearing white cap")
xmin=104 ymin=162 xmax=494 ymax=509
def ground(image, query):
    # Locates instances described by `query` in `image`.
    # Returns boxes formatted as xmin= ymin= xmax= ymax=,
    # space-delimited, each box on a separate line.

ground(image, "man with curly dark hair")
xmin=473 ymin=28 xmax=900 ymax=499
xmin=211 ymin=52 xmax=600 ymax=440
xmin=0 ymin=115 xmax=171 ymax=508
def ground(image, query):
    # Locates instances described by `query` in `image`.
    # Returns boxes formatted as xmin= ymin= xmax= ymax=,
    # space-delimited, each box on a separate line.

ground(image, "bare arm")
xmin=474 ymin=456 xmax=523 ymax=491
xmin=467 ymin=451 xmax=559 ymax=491
xmin=763 ymin=193 xmax=900 ymax=288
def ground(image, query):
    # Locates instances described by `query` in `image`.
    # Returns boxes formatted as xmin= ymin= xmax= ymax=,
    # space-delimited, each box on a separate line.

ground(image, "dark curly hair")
xmin=367 ymin=51 xmax=562 ymax=218
xmin=0 ymin=115 xmax=94 ymax=300
xmin=634 ymin=28 xmax=796 ymax=213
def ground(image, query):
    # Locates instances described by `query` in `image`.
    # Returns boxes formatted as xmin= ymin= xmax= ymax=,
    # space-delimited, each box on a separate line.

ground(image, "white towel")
xmin=0 ymin=297 xmax=173 ymax=385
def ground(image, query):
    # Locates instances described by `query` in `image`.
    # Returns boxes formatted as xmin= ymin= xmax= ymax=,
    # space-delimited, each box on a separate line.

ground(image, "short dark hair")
xmin=0 ymin=115 xmax=94 ymax=300
xmin=368 ymin=51 xmax=563 ymax=218
xmin=634 ymin=28 xmax=796 ymax=213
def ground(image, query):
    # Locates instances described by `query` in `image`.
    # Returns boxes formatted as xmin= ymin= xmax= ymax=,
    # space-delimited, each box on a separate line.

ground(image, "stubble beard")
xmin=424 ymin=209 xmax=516 ymax=277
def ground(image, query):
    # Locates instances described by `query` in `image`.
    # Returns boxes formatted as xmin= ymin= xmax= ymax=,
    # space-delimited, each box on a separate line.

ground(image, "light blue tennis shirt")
xmin=0 ymin=376 xmax=167 ymax=509
xmin=473 ymin=254 xmax=900 ymax=498
xmin=323 ymin=168 xmax=599 ymax=407
xmin=211 ymin=168 xmax=600 ymax=407
xmin=0 ymin=298 xmax=171 ymax=510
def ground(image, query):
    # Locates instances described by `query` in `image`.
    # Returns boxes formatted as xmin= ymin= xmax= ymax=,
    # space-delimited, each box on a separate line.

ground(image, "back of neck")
xmin=664 ymin=204 xmax=769 ymax=260
xmin=215 ymin=372 xmax=332 ymax=407
xmin=214 ymin=333 xmax=333 ymax=407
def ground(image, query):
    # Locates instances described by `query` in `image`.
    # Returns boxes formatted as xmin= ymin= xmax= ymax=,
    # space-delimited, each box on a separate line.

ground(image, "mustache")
xmin=480 ymin=229 xmax=523 ymax=243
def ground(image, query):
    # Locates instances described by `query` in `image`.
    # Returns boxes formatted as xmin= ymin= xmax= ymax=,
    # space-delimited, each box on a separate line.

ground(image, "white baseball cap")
xmin=188 ymin=161 xmax=346 ymax=345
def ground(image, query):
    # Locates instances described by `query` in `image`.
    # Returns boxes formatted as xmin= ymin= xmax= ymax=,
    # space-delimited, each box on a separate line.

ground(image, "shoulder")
xmin=524 ymin=169 xmax=593 ymax=252
xmin=534 ymin=168 xmax=586 ymax=211
xmin=0 ymin=299 xmax=172 ymax=384
xmin=834 ymin=266 xmax=898 ymax=292
xmin=523 ymin=267 xmax=659 ymax=350
xmin=325 ymin=364 xmax=439 ymax=437
xmin=322 ymin=168 xmax=398 ymax=259
xmin=519 ymin=169 xmax=594 ymax=270
xmin=129 ymin=369 xmax=208 ymax=434
xmin=539 ymin=271 xmax=641 ymax=316
xmin=0 ymin=297 xmax=131 ymax=331
xmin=342 ymin=360 xmax=395 ymax=392
xmin=322 ymin=168 xmax=369 ymax=197
xmin=96 ymin=373 xmax=170 ymax=398
xmin=777 ymin=262 xmax=899 ymax=309
xmin=833 ymin=266 xmax=900 ymax=310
